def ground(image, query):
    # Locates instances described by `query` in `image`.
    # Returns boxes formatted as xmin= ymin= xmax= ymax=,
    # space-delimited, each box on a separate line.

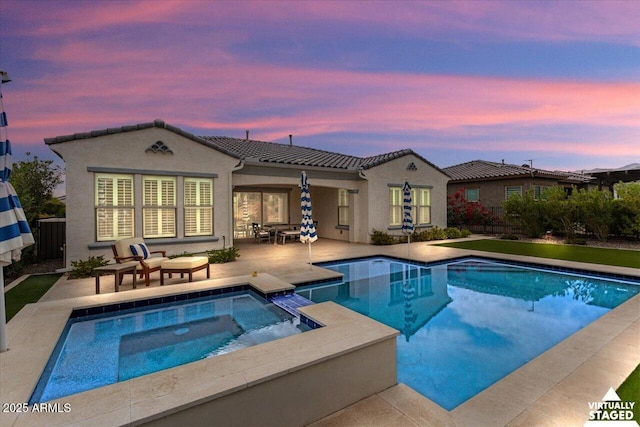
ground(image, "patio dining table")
xmin=277 ymin=230 xmax=301 ymax=244
xmin=265 ymin=225 xmax=301 ymax=244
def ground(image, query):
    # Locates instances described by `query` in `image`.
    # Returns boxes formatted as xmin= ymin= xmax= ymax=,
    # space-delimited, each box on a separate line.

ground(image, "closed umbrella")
xmin=402 ymin=180 xmax=413 ymax=256
xmin=299 ymin=171 xmax=317 ymax=269
xmin=1 ymin=73 xmax=35 ymax=352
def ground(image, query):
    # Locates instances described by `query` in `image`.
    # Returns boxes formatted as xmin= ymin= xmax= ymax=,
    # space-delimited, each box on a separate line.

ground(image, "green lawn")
xmin=4 ymin=273 xmax=62 ymax=321
xmin=436 ymin=239 xmax=640 ymax=269
xmin=617 ymin=364 xmax=640 ymax=422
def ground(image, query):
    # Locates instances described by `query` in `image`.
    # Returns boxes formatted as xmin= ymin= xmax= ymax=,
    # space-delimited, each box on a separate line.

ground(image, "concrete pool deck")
xmin=2 ymin=237 xmax=639 ymax=426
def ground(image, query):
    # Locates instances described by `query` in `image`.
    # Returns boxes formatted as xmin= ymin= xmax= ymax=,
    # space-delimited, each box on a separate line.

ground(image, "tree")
xmin=10 ymin=154 xmax=63 ymax=228
xmin=612 ymin=181 xmax=640 ymax=238
xmin=542 ymin=186 xmax=577 ymax=241
xmin=572 ymin=188 xmax=613 ymax=241
xmin=502 ymin=190 xmax=546 ymax=237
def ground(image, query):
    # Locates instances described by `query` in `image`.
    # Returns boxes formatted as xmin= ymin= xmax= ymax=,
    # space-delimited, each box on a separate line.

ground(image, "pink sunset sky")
xmin=1 ymin=0 xmax=638 ymax=172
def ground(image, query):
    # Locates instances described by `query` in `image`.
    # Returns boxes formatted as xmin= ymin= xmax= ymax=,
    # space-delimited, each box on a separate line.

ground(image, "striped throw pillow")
xmin=129 ymin=243 xmax=150 ymax=259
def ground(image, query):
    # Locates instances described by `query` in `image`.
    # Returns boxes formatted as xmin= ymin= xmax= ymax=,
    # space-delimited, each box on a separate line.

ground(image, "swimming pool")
xmin=30 ymin=290 xmax=314 ymax=404
xmin=296 ymin=256 xmax=640 ymax=410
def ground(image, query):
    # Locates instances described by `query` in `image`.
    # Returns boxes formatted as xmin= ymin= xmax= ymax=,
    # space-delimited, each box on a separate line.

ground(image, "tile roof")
xmin=45 ymin=119 xmax=449 ymax=174
xmin=201 ymin=136 xmax=363 ymax=170
xmin=443 ymin=160 xmax=592 ymax=183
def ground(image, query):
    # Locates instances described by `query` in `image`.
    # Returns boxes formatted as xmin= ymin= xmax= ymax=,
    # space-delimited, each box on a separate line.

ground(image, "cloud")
xmin=5 ymin=63 xmax=639 ymax=155
xmin=2 ymin=0 xmax=638 ymax=171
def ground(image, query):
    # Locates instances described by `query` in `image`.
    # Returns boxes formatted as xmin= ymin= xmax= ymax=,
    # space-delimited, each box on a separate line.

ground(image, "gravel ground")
xmin=521 ymin=236 xmax=640 ymax=251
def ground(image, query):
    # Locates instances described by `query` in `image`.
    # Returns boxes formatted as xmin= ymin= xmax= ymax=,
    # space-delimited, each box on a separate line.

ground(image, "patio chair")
xmin=111 ymin=237 xmax=169 ymax=287
xmin=252 ymin=223 xmax=271 ymax=244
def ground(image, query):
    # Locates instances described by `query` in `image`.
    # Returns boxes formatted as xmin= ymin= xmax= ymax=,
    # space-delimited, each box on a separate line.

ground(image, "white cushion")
xmin=137 ymin=256 xmax=167 ymax=271
xmin=114 ymin=237 xmax=144 ymax=258
xmin=161 ymin=256 xmax=208 ymax=270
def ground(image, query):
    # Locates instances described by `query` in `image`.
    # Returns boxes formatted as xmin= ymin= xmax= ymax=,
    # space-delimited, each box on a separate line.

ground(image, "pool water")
xmin=296 ymin=257 xmax=640 ymax=410
xmin=30 ymin=290 xmax=312 ymax=403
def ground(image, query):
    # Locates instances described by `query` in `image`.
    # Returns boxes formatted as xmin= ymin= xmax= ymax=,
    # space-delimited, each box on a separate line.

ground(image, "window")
xmin=184 ymin=178 xmax=213 ymax=236
xmin=262 ymin=192 xmax=288 ymax=224
xmin=465 ymin=188 xmax=479 ymax=203
xmin=95 ymin=174 xmax=134 ymax=241
xmin=143 ymin=176 xmax=176 ymax=238
xmin=534 ymin=185 xmax=550 ymax=200
xmin=390 ymin=186 xmax=432 ymax=226
xmin=413 ymin=188 xmax=431 ymax=225
xmin=389 ymin=187 xmax=403 ymax=226
xmin=338 ymin=189 xmax=349 ymax=226
xmin=505 ymin=185 xmax=523 ymax=200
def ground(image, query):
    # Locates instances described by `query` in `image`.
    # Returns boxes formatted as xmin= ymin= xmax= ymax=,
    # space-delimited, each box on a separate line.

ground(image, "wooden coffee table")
xmin=93 ymin=261 xmax=138 ymax=294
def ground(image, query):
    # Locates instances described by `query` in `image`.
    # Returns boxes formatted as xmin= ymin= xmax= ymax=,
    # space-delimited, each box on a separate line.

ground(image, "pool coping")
xmin=0 ymin=272 xmax=398 ymax=426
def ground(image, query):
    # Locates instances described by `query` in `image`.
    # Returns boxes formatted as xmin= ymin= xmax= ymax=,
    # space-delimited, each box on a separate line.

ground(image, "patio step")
xmin=270 ymin=294 xmax=315 ymax=317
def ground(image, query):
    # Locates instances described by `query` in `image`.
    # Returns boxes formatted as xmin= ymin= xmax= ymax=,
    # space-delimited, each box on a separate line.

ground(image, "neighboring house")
xmin=46 ymin=119 xmax=450 ymax=267
xmin=443 ymin=160 xmax=593 ymax=209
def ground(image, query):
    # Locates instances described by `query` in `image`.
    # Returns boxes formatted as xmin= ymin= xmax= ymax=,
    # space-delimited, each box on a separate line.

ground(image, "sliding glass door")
xmin=233 ymin=190 xmax=289 ymax=239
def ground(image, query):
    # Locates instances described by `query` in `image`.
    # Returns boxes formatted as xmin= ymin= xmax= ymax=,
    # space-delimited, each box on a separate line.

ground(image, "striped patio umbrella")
xmin=402 ymin=180 xmax=414 ymax=255
xmin=0 ymin=74 xmax=35 ymax=352
xmin=299 ymin=171 xmax=317 ymax=268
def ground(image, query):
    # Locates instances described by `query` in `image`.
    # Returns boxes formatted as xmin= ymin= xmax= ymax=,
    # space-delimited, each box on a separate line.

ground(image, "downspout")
xmin=228 ymin=159 xmax=246 ymax=248
xmin=357 ymin=167 xmax=369 ymax=243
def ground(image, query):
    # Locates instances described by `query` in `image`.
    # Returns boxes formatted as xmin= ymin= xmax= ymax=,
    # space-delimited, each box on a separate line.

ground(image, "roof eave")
xmin=242 ymin=159 xmax=361 ymax=174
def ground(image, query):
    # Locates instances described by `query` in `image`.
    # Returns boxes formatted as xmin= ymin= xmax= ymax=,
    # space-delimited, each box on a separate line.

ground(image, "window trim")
xmin=465 ymin=188 xmax=480 ymax=203
xmin=534 ymin=185 xmax=550 ymax=201
xmin=142 ymin=175 xmax=177 ymax=239
xmin=338 ymin=189 xmax=349 ymax=227
xmin=505 ymin=185 xmax=523 ymax=200
xmin=388 ymin=184 xmax=432 ymax=227
xmin=184 ymin=177 xmax=214 ymax=237
xmin=94 ymin=173 xmax=135 ymax=242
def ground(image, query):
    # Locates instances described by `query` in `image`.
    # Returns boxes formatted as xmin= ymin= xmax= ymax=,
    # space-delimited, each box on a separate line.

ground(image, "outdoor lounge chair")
xmin=252 ymin=223 xmax=270 ymax=244
xmin=111 ymin=237 xmax=169 ymax=287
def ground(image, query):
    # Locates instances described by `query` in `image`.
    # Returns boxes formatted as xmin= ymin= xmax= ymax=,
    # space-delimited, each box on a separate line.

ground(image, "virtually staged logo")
xmin=584 ymin=387 xmax=638 ymax=426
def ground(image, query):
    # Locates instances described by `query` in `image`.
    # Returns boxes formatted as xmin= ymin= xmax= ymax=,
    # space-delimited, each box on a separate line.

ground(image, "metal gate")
xmin=37 ymin=218 xmax=66 ymax=259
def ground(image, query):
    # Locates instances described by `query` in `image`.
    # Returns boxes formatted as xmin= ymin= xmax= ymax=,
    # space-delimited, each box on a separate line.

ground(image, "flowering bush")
xmin=447 ymin=189 xmax=497 ymax=227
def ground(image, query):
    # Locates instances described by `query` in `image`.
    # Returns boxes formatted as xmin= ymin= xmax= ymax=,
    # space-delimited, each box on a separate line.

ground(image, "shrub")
xmin=169 ymin=251 xmax=194 ymax=259
xmin=429 ymin=226 xmax=448 ymax=241
xmin=444 ymin=227 xmax=463 ymax=239
xmin=207 ymin=247 xmax=240 ymax=263
xmin=503 ymin=191 xmax=546 ymax=238
xmin=70 ymin=255 xmax=109 ymax=279
xmin=500 ymin=234 xmax=519 ymax=240
xmin=371 ymin=229 xmax=396 ymax=245
xmin=459 ymin=228 xmax=472 ymax=238
xmin=448 ymin=189 xmax=498 ymax=228
xmin=573 ymin=188 xmax=613 ymax=241
xmin=410 ymin=227 xmax=448 ymax=242
xmin=410 ymin=230 xmax=427 ymax=242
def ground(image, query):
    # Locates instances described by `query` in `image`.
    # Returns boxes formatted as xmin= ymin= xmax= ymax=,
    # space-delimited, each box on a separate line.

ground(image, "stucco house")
xmin=46 ymin=119 xmax=450 ymax=267
xmin=443 ymin=160 xmax=593 ymax=209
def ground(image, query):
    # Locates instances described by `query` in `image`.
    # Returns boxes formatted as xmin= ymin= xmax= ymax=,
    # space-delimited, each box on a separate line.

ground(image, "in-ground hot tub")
xmin=3 ymin=274 xmax=398 ymax=427
xmin=30 ymin=289 xmax=316 ymax=404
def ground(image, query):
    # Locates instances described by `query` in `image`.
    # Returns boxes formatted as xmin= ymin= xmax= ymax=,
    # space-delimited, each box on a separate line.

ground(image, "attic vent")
xmin=146 ymin=141 xmax=173 ymax=154
xmin=407 ymin=162 xmax=417 ymax=171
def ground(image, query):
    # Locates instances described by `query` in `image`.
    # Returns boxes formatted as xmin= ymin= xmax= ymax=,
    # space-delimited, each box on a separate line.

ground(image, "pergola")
xmin=588 ymin=164 xmax=640 ymax=191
